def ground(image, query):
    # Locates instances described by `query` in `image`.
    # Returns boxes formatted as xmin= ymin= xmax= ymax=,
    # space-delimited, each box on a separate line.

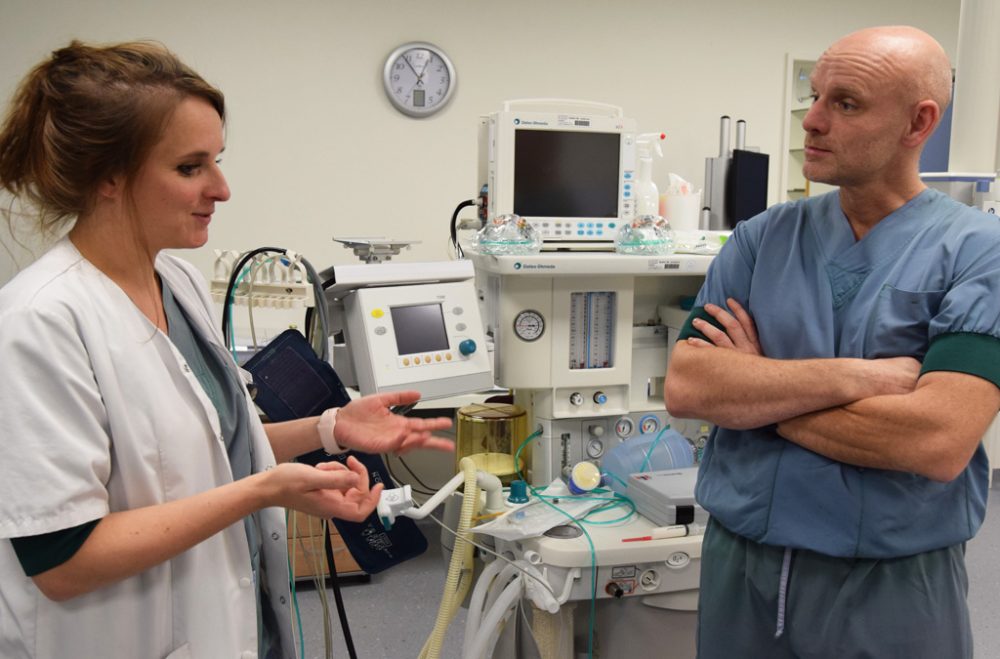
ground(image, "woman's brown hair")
xmin=0 ymin=40 xmax=225 ymax=238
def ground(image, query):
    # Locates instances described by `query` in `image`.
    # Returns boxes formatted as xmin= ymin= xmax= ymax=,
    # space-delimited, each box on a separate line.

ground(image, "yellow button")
xmin=435 ymin=354 xmax=442 ymax=362
xmin=371 ymin=309 xmax=384 ymax=319
xmin=423 ymin=356 xmax=431 ymax=364
xmin=446 ymin=353 xmax=453 ymax=361
xmin=402 ymin=358 xmax=410 ymax=366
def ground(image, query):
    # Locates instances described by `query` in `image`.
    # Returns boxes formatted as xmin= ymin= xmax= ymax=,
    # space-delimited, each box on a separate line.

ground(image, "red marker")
xmin=621 ymin=524 xmax=702 ymax=542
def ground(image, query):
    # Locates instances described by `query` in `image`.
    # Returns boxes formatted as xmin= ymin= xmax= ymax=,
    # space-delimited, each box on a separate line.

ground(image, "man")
xmin=665 ymin=26 xmax=1000 ymax=659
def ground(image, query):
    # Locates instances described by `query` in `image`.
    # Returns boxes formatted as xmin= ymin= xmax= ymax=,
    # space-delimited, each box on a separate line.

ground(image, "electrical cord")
xmin=291 ymin=513 xmax=335 ymax=659
xmin=450 ymin=199 xmax=476 ymax=258
xmin=323 ymin=525 xmax=358 ymax=659
xmin=226 ymin=260 xmax=261 ymax=361
xmin=306 ymin=518 xmax=334 ymax=659
xmin=297 ymin=255 xmax=330 ymax=362
xmin=286 ymin=510 xmax=307 ymax=659
xmin=223 ymin=246 xmax=346 ymax=659
xmin=222 ymin=247 xmax=286 ymax=349
xmin=395 ymin=454 xmax=442 ymax=492
xmin=247 ymin=256 xmax=271 ymax=350
xmin=385 ymin=456 xmax=436 ymax=497
xmin=221 ymin=248 xmax=329 ymax=361
xmin=425 ymin=513 xmax=557 ymax=602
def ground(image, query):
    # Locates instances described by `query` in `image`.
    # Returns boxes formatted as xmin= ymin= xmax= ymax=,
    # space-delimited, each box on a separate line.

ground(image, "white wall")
xmin=0 ymin=0 xmax=960 ymax=295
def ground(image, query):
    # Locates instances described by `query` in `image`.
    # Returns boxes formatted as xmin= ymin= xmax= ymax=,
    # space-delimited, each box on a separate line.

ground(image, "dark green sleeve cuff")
xmin=676 ymin=306 xmax=727 ymax=342
xmin=10 ymin=518 xmax=101 ymax=577
xmin=921 ymin=332 xmax=1000 ymax=388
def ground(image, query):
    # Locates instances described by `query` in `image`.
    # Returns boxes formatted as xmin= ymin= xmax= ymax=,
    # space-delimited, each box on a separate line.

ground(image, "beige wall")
xmin=0 ymin=0 xmax=961 ymax=296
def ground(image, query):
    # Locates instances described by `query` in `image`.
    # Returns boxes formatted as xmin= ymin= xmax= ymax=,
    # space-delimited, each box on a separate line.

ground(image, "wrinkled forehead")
xmin=812 ymin=40 xmax=908 ymax=96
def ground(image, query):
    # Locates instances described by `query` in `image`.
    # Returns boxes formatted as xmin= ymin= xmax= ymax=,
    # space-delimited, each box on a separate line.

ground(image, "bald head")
xmin=803 ymin=26 xmax=953 ymax=193
xmin=822 ymin=26 xmax=952 ymax=112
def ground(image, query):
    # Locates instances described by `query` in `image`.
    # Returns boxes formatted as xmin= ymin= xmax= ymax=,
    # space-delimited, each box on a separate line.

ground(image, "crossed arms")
xmin=664 ymin=299 xmax=1000 ymax=482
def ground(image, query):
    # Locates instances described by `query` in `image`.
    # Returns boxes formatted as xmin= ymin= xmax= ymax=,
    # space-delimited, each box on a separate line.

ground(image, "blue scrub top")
xmin=683 ymin=189 xmax=1000 ymax=558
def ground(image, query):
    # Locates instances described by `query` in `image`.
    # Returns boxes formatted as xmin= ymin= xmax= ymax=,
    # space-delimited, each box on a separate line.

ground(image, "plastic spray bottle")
xmin=634 ymin=132 xmax=666 ymax=216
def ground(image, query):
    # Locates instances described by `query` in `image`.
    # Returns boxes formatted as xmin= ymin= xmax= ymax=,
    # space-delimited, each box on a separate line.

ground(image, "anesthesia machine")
xmin=472 ymin=99 xmax=716 ymax=484
xmin=374 ymin=100 xmax=725 ymax=659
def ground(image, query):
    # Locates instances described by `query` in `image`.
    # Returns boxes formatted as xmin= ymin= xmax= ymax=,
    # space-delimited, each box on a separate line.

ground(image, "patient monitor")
xmin=479 ymin=99 xmax=637 ymax=242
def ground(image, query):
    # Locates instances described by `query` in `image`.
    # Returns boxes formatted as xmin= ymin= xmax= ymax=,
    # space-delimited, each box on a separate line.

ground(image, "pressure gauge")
xmin=513 ymin=310 xmax=545 ymax=341
xmin=382 ymin=42 xmax=456 ymax=118
xmin=615 ymin=417 xmax=634 ymax=439
xmin=586 ymin=438 xmax=605 ymax=459
xmin=639 ymin=415 xmax=660 ymax=434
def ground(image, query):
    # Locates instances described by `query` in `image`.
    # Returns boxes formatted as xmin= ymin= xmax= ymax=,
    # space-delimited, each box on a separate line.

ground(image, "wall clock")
xmin=382 ymin=42 xmax=456 ymax=117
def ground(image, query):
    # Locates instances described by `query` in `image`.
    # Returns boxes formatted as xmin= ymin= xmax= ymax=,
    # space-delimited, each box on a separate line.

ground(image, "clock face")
xmin=383 ymin=42 xmax=455 ymax=117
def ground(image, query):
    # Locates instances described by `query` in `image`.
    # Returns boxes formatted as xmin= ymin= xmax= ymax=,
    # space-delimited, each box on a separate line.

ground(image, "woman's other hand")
xmin=334 ymin=390 xmax=454 ymax=455
xmin=259 ymin=457 xmax=382 ymax=521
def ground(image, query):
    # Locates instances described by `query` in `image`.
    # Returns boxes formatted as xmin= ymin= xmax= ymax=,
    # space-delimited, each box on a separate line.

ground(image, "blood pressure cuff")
xmin=296 ymin=448 xmax=428 ymax=574
xmin=242 ymin=328 xmax=427 ymax=574
xmin=242 ymin=328 xmax=354 ymax=421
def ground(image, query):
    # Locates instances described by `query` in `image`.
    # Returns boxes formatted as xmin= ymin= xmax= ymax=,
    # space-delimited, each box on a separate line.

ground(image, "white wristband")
xmin=317 ymin=408 xmax=346 ymax=454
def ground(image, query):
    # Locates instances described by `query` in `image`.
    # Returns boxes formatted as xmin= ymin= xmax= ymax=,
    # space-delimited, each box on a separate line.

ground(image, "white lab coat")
xmin=0 ymin=239 xmax=295 ymax=659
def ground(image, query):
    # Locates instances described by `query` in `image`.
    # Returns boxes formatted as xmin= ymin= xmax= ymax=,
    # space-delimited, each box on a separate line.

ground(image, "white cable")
xmin=462 ymin=557 xmax=507 ymax=659
xmin=425 ymin=514 xmax=558 ymax=601
xmin=518 ymin=562 xmax=562 ymax=613
xmin=466 ymin=575 xmax=523 ymax=659
xmin=246 ymin=256 xmax=268 ymax=349
xmin=295 ymin=514 xmax=332 ymax=659
xmin=485 ymin=562 xmax=522 ymax=615
xmin=555 ymin=567 xmax=580 ymax=605
xmin=287 ymin=511 xmax=301 ymax=657
xmin=484 ymin=583 xmax=522 ymax=658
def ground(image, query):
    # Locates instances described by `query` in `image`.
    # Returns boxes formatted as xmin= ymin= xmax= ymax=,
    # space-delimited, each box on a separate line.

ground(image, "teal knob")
xmin=459 ymin=339 xmax=477 ymax=356
xmin=508 ymin=480 xmax=529 ymax=504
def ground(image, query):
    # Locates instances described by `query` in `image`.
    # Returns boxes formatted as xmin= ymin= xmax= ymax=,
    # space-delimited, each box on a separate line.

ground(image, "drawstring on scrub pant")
xmin=775 ymin=547 xmax=793 ymax=639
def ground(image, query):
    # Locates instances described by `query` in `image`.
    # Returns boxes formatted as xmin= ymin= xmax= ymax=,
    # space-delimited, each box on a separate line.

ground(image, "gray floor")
xmin=295 ymin=515 xmax=466 ymax=659
xmin=294 ymin=486 xmax=1000 ymax=659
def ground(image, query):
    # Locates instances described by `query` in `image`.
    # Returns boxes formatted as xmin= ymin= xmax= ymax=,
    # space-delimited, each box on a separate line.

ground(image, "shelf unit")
xmin=780 ymin=56 xmax=837 ymax=202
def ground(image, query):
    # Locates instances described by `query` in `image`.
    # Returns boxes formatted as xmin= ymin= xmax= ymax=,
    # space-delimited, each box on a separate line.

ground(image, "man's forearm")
xmin=779 ymin=371 xmax=1000 ymax=481
xmin=664 ymin=342 xmax=919 ymax=429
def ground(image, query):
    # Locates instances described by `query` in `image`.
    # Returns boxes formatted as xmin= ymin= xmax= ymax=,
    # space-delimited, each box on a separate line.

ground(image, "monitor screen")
xmin=513 ymin=130 xmax=620 ymax=218
xmin=390 ymin=303 xmax=449 ymax=355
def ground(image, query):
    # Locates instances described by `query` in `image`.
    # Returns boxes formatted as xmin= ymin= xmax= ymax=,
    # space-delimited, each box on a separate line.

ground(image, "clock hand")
xmin=402 ymin=53 xmax=421 ymax=80
xmin=412 ymin=50 xmax=433 ymax=80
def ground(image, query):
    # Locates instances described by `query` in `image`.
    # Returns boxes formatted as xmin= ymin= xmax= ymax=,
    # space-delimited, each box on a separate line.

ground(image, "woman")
xmin=0 ymin=41 xmax=452 ymax=659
